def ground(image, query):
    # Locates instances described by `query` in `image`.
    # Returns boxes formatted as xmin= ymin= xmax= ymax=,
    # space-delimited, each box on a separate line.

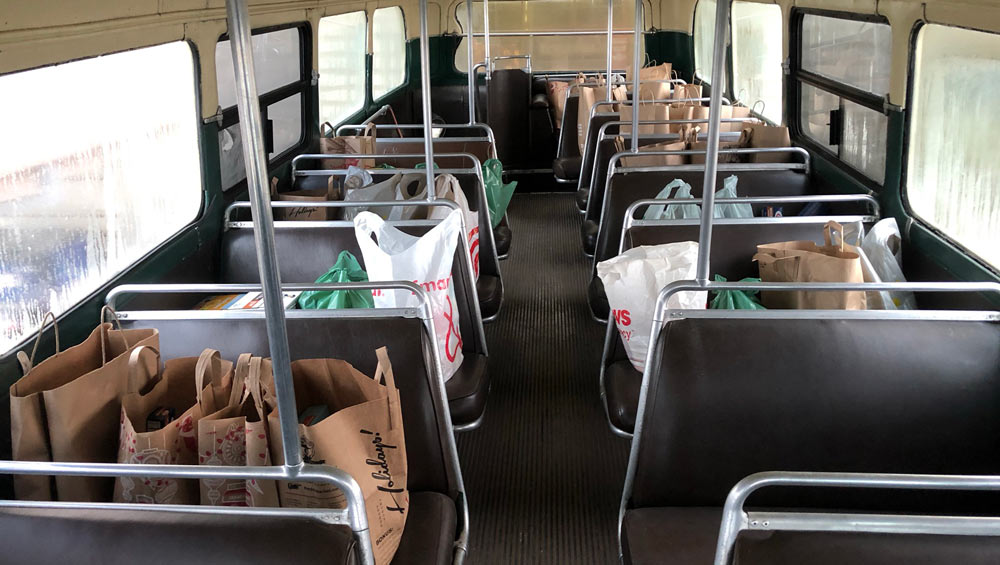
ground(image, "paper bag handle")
xmin=99 ymin=305 xmax=130 ymax=367
xmin=243 ymin=357 xmax=268 ymax=421
xmin=320 ymin=121 xmax=334 ymax=137
xmin=270 ymin=176 xmax=279 ymax=198
xmin=194 ymin=349 xmax=225 ymax=409
xmin=823 ymin=220 xmax=846 ymax=252
xmin=363 ymin=122 xmax=377 ymax=140
xmin=17 ymin=311 xmax=59 ymax=375
xmin=126 ymin=345 xmax=162 ymax=394
xmin=228 ymin=353 xmax=253 ymax=407
xmin=373 ymin=347 xmax=400 ymax=431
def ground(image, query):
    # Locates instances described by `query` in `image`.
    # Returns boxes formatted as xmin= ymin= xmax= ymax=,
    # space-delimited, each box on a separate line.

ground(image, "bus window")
xmin=693 ymin=0 xmax=727 ymax=87
xmin=318 ymin=11 xmax=368 ymax=126
xmin=794 ymin=12 xmax=891 ymax=184
xmin=731 ymin=2 xmax=782 ymax=123
xmin=0 ymin=41 xmax=202 ymax=353
xmin=456 ymin=0 xmax=641 ymax=73
xmin=372 ymin=7 xmax=407 ymax=100
xmin=906 ymin=24 xmax=1000 ymax=269
xmin=216 ymin=26 xmax=306 ymax=190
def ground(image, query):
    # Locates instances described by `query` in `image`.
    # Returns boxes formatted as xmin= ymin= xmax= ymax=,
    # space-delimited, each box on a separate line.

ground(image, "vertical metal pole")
xmin=419 ymin=0 xmax=437 ymax=198
xmin=630 ymin=0 xmax=642 ymax=151
xmin=695 ymin=0 xmax=730 ymax=284
xmin=466 ymin=0 xmax=476 ymax=124
xmin=224 ymin=0 xmax=301 ymax=468
xmin=483 ymin=0 xmax=491 ymax=77
xmin=606 ymin=0 xmax=614 ymax=100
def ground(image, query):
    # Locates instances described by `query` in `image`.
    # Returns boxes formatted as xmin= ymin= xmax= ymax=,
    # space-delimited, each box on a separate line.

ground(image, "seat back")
xmin=593 ymin=169 xmax=820 ymax=275
xmin=556 ymin=94 xmax=580 ymax=159
xmin=628 ymin=313 xmax=1000 ymax=510
xmin=488 ymin=68 xmax=531 ymax=167
xmin=220 ymin=222 xmax=486 ymax=357
xmin=577 ymin=112 xmax=618 ymax=190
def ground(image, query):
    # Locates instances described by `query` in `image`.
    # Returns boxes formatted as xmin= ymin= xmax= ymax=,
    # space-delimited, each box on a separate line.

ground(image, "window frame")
xmin=371 ymin=6 xmax=408 ymax=102
xmin=789 ymin=8 xmax=890 ymax=190
xmin=216 ymin=22 xmax=311 ymax=192
xmin=900 ymin=20 xmax=1000 ymax=274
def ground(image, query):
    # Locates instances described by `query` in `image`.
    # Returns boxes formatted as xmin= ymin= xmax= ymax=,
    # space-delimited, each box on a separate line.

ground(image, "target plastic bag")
xmin=429 ymin=174 xmax=481 ymax=279
xmin=354 ymin=209 xmax=465 ymax=380
xmin=715 ymin=175 xmax=754 ymax=219
xmin=597 ymin=242 xmax=706 ymax=372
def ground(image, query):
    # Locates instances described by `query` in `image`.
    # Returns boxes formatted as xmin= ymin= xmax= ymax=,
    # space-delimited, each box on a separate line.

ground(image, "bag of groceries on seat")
xmin=597 ymin=242 xmax=706 ymax=371
xmin=270 ymin=177 xmax=341 ymax=222
xmin=429 ymin=174 xmax=481 ymax=279
xmin=198 ymin=354 xmax=278 ymax=507
xmin=10 ymin=310 xmax=159 ymax=502
xmin=319 ymin=122 xmax=376 ymax=169
xmin=354 ymin=209 xmax=465 ymax=380
xmin=268 ymin=347 xmax=408 ymax=565
xmin=753 ymin=220 xmax=867 ymax=310
xmin=113 ymin=347 xmax=233 ymax=505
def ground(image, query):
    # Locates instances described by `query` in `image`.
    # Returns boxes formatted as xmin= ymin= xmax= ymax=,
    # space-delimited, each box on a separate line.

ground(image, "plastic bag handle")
xmin=373 ymin=347 xmax=399 ymax=431
xmin=126 ymin=345 xmax=162 ymax=394
xmin=17 ymin=311 xmax=59 ymax=375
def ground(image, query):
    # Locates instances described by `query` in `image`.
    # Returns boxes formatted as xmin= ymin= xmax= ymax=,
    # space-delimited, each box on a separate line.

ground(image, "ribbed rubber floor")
xmin=458 ymin=193 xmax=631 ymax=564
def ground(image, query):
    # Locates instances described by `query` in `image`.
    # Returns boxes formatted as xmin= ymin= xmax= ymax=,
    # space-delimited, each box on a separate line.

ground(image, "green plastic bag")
xmin=482 ymin=158 xmax=517 ymax=228
xmin=709 ymin=275 xmax=766 ymax=310
xmin=298 ymin=251 xmax=374 ymax=309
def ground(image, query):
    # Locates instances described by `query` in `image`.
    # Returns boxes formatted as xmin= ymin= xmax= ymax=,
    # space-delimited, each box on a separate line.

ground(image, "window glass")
xmin=216 ymin=27 xmax=305 ymax=190
xmin=318 ymin=11 xmax=367 ymax=126
xmin=216 ymin=28 xmax=301 ymax=109
xmin=800 ymin=14 xmax=891 ymax=95
xmin=906 ymin=24 xmax=1000 ymax=268
xmin=693 ymin=0 xmax=727 ymax=87
xmin=731 ymin=2 xmax=783 ymax=123
xmin=0 ymin=42 xmax=202 ymax=353
xmin=455 ymin=0 xmax=642 ymax=73
xmin=800 ymin=84 xmax=887 ymax=184
xmin=372 ymin=7 xmax=406 ymax=100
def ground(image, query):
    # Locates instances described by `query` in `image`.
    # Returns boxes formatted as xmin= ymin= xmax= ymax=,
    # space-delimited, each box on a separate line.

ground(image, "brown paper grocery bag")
xmin=270 ymin=177 xmax=341 ymax=222
xmin=199 ymin=355 xmax=278 ymax=507
xmin=269 ymin=347 xmax=408 ymax=565
xmin=689 ymin=126 xmax=745 ymax=165
xmin=320 ymin=122 xmax=376 ymax=169
xmin=631 ymin=63 xmax=672 ymax=101
xmin=740 ymin=123 xmax=792 ymax=163
xmin=113 ymin=347 xmax=233 ymax=505
xmin=10 ymin=311 xmax=158 ymax=501
xmin=618 ymin=100 xmax=670 ymax=137
xmin=754 ymin=221 xmax=867 ymax=310
xmin=577 ymin=81 xmax=601 ymax=154
xmin=617 ymin=137 xmax=688 ymax=167
xmin=546 ymin=80 xmax=570 ymax=129
xmin=727 ymin=104 xmax=759 ymax=132
xmin=671 ymin=82 xmax=703 ymax=105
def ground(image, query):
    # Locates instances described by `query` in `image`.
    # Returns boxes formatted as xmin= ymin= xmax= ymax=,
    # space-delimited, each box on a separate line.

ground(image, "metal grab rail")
xmin=290 ymin=152 xmax=484 ymax=177
xmin=606 ymin=146 xmax=811 ymax=176
xmin=623 ymin=194 xmax=881 ymax=225
xmin=333 ymin=124 xmax=498 ymax=160
xmin=223 ymin=199 xmax=460 ymax=224
xmin=714 ymin=471 xmax=1000 ymax=565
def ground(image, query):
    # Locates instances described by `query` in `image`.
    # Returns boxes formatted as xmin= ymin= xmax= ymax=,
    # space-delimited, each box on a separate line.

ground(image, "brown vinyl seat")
xmin=620 ymin=313 xmax=1000 ymax=564
xmin=221 ymin=225 xmax=490 ymax=427
xmin=553 ymin=155 xmax=582 ymax=181
xmin=494 ymin=221 xmax=512 ymax=258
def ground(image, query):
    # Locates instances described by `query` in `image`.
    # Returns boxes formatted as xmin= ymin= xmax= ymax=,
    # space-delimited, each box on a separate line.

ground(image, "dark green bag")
xmin=298 ymin=251 xmax=374 ymax=309
xmin=709 ymin=275 xmax=766 ymax=310
xmin=483 ymin=158 xmax=517 ymax=228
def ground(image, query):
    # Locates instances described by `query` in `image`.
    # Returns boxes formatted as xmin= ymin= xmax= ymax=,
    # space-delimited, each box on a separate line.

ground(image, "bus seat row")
xmin=104 ymin=283 xmax=470 ymax=564
xmin=220 ymin=212 xmax=491 ymax=430
xmin=620 ymin=298 xmax=1000 ymax=564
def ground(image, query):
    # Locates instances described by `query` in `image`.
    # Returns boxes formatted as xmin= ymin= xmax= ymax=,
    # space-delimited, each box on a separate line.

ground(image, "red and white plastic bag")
xmin=354 ymin=209 xmax=465 ymax=380
xmin=429 ymin=174 xmax=480 ymax=279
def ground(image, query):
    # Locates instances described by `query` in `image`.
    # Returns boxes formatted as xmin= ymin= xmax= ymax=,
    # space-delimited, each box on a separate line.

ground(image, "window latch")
xmin=827 ymin=108 xmax=843 ymax=146
xmin=264 ymin=117 xmax=275 ymax=155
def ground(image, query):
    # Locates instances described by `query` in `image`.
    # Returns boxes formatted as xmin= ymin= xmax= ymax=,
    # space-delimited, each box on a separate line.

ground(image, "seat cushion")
xmin=622 ymin=507 xmax=722 ymax=565
xmin=588 ymin=276 xmax=609 ymax=321
xmin=392 ymin=491 xmax=458 ymax=565
xmin=604 ymin=359 xmax=641 ymax=434
xmin=477 ymin=274 xmax=502 ymax=320
xmin=445 ymin=352 xmax=490 ymax=427
xmin=553 ymin=156 xmax=582 ymax=181
xmin=581 ymin=219 xmax=599 ymax=255
xmin=734 ymin=529 xmax=1000 ymax=565
xmin=0 ymin=506 xmax=356 ymax=565
xmin=531 ymin=92 xmax=550 ymax=109
xmin=576 ymin=188 xmax=589 ymax=211
xmin=494 ymin=225 xmax=512 ymax=257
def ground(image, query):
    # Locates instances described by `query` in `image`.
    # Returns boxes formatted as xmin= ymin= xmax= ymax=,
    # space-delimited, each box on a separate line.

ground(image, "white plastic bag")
xmin=861 ymin=218 xmax=916 ymax=310
xmin=644 ymin=179 xmax=700 ymax=220
xmin=597 ymin=242 xmax=707 ymax=371
xmin=354 ymin=209 xmax=465 ymax=380
xmin=344 ymin=173 xmax=401 ymax=220
xmin=344 ymin=166 xmax=373 ymax=190
xmin=714 ymin=175 xmax=754 ymax=219
xmin=429 ymin=174 xmax=481 ymax=279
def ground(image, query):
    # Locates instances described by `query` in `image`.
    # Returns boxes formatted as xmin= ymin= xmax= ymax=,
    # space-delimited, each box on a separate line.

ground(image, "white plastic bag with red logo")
xmin=429 ymin=174 xmax=480 ymax=279
xmin=354 ymin=209 xmax=465 ymax=380
xmin=596 ymin=242 xmax=706 ymax=372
